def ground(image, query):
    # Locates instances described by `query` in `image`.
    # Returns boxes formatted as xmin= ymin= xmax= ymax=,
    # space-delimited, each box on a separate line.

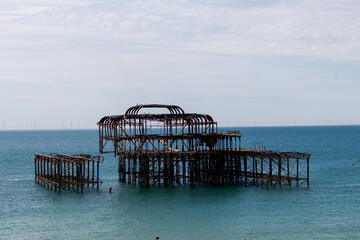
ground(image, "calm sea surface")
xmin=0 ymin=126 xmax=359 ymax=240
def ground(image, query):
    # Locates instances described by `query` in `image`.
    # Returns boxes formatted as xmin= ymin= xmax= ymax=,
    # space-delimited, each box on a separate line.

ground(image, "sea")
xmin=0 ymin=126 xmax=359 ymax=240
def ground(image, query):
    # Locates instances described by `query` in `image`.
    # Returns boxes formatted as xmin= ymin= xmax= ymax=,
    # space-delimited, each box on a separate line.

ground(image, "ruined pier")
xmin=98 ymin=104 xmax=310 ymax=188
xmin=34 ymin=153 xmax=103 ymax=193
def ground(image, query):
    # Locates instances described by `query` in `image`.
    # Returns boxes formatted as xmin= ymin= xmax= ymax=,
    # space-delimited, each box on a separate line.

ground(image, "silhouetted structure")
xmin=34 ymin=153 xmax=103 ymax=193
xmin=98 ymin=104 xmax=310 ymax=188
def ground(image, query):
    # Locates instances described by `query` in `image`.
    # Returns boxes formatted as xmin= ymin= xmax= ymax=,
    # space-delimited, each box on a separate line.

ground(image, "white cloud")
xmin=4 ymin=5 xmax=55 ymax=15
xmin=1 ymin=0 xmax=359 ymax=59
xmin=0 ymin=0 xmax=359 ymax=127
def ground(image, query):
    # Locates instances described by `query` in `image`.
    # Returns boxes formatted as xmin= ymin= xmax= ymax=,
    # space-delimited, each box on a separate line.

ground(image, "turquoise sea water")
xmin=0 ymin=126 xmax=360 ymax=240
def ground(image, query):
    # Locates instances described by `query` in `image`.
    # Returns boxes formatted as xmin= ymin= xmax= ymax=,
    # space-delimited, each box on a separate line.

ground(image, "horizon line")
xmin=1 ymin=123 xmax=359 ymax=131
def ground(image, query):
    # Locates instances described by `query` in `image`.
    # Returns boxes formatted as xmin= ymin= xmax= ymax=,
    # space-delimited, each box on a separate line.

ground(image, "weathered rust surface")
xmin=98 ymin=104 xmax=310 ymax=188
xmin=34 ymin=153 xmax=103 ymax=193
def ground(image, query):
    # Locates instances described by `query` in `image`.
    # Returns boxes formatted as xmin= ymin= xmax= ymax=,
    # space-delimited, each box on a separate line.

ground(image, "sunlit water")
xmin=1 ymin=126 xmax=359 ymax=240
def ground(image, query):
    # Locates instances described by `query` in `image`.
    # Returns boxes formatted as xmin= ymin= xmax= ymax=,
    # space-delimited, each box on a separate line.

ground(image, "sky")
xmin=0 ymin=0 xmax=359 ymax=129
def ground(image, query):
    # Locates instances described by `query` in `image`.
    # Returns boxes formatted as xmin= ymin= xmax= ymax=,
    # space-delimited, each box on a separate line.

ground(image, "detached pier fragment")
xmin=34 ymin=153 xmax=103 ymax=193
xmin=98 ymin=104 xmax=310 ymax=188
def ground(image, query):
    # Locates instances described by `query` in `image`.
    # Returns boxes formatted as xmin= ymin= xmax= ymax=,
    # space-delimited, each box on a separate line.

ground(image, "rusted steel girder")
xmin=98 ymin=104 xmax=310 ymax=188
xmin=34 ymin=153 xmax=103 ymax=193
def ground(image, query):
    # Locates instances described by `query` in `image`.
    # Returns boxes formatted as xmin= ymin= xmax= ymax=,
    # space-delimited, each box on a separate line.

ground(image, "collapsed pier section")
xmin=34 ymin=153 xmax=103 ymax=193
xmin=98 ymin=104 xmax=310 ymax=188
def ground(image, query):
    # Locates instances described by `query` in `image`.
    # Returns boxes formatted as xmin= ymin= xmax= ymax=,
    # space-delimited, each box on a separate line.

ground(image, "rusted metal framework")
xmin=98 ymin=104 xmax=310 ymax=188
xmin=34 ymin=153 xmax=103 ymax=193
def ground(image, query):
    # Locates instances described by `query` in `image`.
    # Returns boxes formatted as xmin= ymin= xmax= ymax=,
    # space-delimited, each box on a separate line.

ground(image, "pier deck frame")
xmin=98 ymin=104 xmax=310 ymax=188
xmin=34 ymin=153 xmax=103 ymax=193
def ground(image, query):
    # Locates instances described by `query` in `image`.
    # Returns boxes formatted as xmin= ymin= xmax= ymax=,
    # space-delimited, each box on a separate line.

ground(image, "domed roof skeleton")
xmin=97 ymin=104 xmax=310 ymax=188
xmin=98 ymin=105 xmax=216 ymax=135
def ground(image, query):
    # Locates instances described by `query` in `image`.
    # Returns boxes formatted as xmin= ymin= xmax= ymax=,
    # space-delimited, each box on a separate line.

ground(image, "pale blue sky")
xmin=0 ymin=0 xmax=359 ymax=129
